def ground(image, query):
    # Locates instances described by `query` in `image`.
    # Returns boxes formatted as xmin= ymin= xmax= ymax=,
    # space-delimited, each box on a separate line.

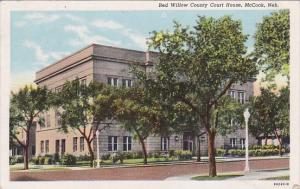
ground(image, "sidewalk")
xmin=164 ymin=169 xmax=289 ymax=180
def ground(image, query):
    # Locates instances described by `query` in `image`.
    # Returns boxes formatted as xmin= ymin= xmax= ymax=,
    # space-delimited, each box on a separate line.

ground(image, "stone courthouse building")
xmin=34 ymin=44 xmax=257 ymax=158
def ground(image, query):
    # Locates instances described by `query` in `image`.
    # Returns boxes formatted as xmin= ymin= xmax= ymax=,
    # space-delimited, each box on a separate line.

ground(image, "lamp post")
xmin=96 ymin=130 xmax=100 ymax=168
xmin=243 ymin=108 xmax=250 ymax=173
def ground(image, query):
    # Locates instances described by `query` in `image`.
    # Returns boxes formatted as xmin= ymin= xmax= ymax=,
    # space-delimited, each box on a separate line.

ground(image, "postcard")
xmin=0 ymin=1 xmax=299 ymax=189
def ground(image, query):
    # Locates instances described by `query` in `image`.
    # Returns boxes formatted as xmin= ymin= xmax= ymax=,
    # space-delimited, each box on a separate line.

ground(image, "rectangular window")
xmin=45 ymin=140 xmax=49 ymax=154
xmin=108 ymin=136 xmax=118 ymax=151
xmin=55 ymin=111 xmax=61 ymax=127
xmin=40 ymin=141 xmax=44 ymax=153
xmin=80 ymin=137 xmax=84 ymax=152
xmin=61 ymin=139 xmax=66 ymax=154
xmin=73 ymin=137 xmax=78 ymax=152
xmin=122 ymin=79 xmax=133 ymax=87
xmin=46 ymin=113 xmax=50 ymax=127
xmin=55 ymin=140 xmax=60 ymax=154
xmin=123 ymin=136 xmax=132 ymax=151
xmin=228 ymin=90 xmax=235 ymax=100
xmin=161 ymin=137 xmax=169 ymax=151
xmin=55 ymin=86 xmax=62 ymax=93
xmin=230 ymin=138 xmax=237 ymax=148
xmin=240 ymin=138 xmax=245 ymax=149
xmin=107 ymin=77 xmax=118 ymax=86
xmin=237 ymin=91 xmax=245 ymax=104
xmin=81 ymin=78 xmax=87 ymax=86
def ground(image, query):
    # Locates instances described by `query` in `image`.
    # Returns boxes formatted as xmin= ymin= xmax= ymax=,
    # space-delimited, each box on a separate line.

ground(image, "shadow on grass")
xmin=192 ymin=174 xmax=244 ymax=180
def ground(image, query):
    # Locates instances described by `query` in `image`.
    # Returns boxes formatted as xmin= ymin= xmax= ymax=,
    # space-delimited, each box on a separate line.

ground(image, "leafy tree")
xmin=114 ymin=86 xmax=180 ymax=164
xmin=134 ymin=16 xmax=257 ymax=176
xmin=248 ymin=87 xmax=289 ymax=155
xmin=9 ymin=85 xmax=51 ymax=169
xmin=254 ymin=10 xmax=290 ymax=82
xmin=56 ymin=79 xmax=116 ymax=167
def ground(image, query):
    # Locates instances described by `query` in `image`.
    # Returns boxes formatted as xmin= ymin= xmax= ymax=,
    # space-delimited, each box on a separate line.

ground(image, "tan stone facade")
xmin=35 ymin=44 xmax=257 ymax=158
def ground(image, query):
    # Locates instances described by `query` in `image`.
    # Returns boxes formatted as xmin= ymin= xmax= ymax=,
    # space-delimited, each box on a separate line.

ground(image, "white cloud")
xmin=23 ymin=40 xmax=69 ymax=65
xmin=91 ymin=19 xmax=123 ymax=30
xmin=91 ymin=19 xmax=147 ymax=49
xmin=64 ymin=24 xmax=121 ymax=47
xmin=64 ymin=14 xmax=85 ymax=23
xmin=15 ymin=13 xmax=60 ymax=27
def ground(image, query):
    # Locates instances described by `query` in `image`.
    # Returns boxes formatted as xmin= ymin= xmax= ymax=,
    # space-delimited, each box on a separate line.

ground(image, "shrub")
xmin=153 ymin=152 xmax=161 ymax=159
xmin=101 ymin=154 xmax=110 ymax=160
xmin=169 ymin=150 xmax=175 ymax=157
xmin=61 ymin=154 xmax=77 ymax=166
xmin=133 ymin=151 xmax=144 ymax=159
xmin=14 ymin=156 xmax=24 ymax=163
xmin=216 ymin=149 xmax=226 ymax=157
xmin=110 ymin=152 xmax=123 ymax=163
xmin=123 ymin=152 xmax=134 ymax=159
xmin=39 ymin=156 xmax=45 ymax=165
xmin=76 ymin=154 xmax=90 ymax=161
xmin=175 ymin=150 xmax=192 ymax=160
xmin=9 ymin=156 xmax=17 ymax=165
xmin=53 ymin=153 xmax=60 ymax=163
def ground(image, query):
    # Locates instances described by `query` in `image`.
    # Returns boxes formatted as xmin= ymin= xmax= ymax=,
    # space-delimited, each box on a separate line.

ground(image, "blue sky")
xmin=11 ymin=10 xmax=275 ymax=91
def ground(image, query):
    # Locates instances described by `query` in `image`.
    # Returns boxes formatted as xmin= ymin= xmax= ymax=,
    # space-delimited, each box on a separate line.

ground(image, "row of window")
xmin=107 ymin=77 xmax=133 ymax=87
xmin=41 ymin=136 xmax=171 ymax=154
xmin=228 ymin=90 xmax=245 ymax=104
xmin=229 ymin=138 xmax=246 ymax=149
xmin=42 ymin=111 xmax=61 ymax=128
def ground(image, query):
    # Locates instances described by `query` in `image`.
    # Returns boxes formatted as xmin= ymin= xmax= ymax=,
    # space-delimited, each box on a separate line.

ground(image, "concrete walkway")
xmin=164 ymin=169 xmax=289 ymax=180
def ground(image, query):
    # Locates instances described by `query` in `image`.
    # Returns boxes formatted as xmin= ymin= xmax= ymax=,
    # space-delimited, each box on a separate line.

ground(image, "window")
xmin=228 ymin=90 xmax=235 ymax=100
xmin=237 ymin=91 xmax=245 ymax=104
xmin=61 ymin=139 xmax=66 ymax=154
xmin=123 ymin=136 xmax=132 ymax=151
xmin=40 ymin=141 xmax=44 ymax=153
xmin=73 ymin=137 xmax=78 ymax=152
xmin=80 ymin=137 xmax=84 ymax=152
xmin=240 ymin=138 xmax=245 ymax=149
xmin=55 ymin=86 xmax=62 ymax=93
xmin=108 ymin=136 xmax=118 ymax=151
xmin=122 ymin=79 xmax=133 ymax=87
xmin=45 ymin=140 xmax=49 ymax=154
xmin=107 ymin=77 xmax=118 ymax=86
xmin=46 ymin=113 xmax=50 ymax=127
xmin=55 ymin=111 xmax=61 ymax=127
xmin=81 ymin=78 xmax=87 ymax=86
xmin=230 ymin=138 xmax=237 ymax=148
xmin=55 ymin=140 xmax=60 ymax=153
xmin=161 ymin=137 xmax=169 ymax=151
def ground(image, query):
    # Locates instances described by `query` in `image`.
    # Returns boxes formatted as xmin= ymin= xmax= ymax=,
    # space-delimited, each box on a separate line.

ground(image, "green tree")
xmin=254 ymin=10 xmax=290 ymax=81
xmin=248 ymin=87 xmax=289 ymax=155
xmin=135 ymin=16 xmax=257 ymax=176
xmin=10 ymin=85 xmax=51 ymax=170
xmin=57 ymin=79 xmax=116 ymax=167
xmin=114 ymin=86 xmax=179 ymax=164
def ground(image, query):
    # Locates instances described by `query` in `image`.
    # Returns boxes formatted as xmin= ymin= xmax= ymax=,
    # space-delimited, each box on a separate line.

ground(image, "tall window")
xmin=107 ymin=77 xmax=118 ymax=86
xmin=73 ymin=137 xmax=78 ymax=152
xmin=55 ymin=140 xmax=60 ymax=153
xmin=228 ymin=90 xmax=235 ymax=100
xmin=240 ymin=138 xmax=245 ymax=149
xmin=46 ymin=113 xmax=51 ymax=127
xmin=40 ymin=141 xmax=44 ymax=153
xmin=230 ymin=138 xmax=237 ymax=148
xmin=237 ymin=91 xmax=245 ymax=104
xmin=55 ymin=111 xmax=61 ymax=127
xmin=81 ymin=78 xmax=87 ymax=85
xmin=123 ymin=136 xmax=132 ymax=151
xmin=108 ymin=136 xmax=118 ymax=151
xmin=45 ymin=140 xmax=49 ymax=154
xmin=161 ymin=137 xmax=169 ymax=151
xmin=61 ymin=139 xmax=66 ymax=154
xmin=122 ymin=79 xmax=133 ymax=87
xmin=80 ymin=137 xmax=84 ymax=152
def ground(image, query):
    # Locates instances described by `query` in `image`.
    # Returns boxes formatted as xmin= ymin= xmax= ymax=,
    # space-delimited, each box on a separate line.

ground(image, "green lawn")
xmin=263 ymin=175 xmax=289 ymax=180
xmin=192 ymin=174 xmax=244 ymax=180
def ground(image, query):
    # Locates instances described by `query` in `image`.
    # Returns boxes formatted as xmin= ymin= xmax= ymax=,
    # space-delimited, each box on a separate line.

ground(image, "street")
xmin=10 ymin=158 xmax=289 ymax=181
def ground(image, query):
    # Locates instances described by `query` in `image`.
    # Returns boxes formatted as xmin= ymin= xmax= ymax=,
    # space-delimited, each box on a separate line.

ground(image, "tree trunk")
xmin=196 ymin=136 xmax=201 ymax=162
xmin=87 ymin=140 xmax=95 ymax=167
xmin=140 ymin=139 xmax=148 ymax=165
xmin=275 ymin=132 xmax=283 ymax=156
xmin=24 ymin=145 xmax=29 ymax=170
xmin=207 ymin=131 xmax=217 ymax=177
xmin=264 ymin=134 xmax=268 ymax=145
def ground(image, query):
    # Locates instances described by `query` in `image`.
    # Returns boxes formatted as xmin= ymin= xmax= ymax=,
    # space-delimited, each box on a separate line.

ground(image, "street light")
xmin=95 ymin=130 xmax=100 ymax=168
xmin=243 ymin=108 xmax=250 ymax=173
